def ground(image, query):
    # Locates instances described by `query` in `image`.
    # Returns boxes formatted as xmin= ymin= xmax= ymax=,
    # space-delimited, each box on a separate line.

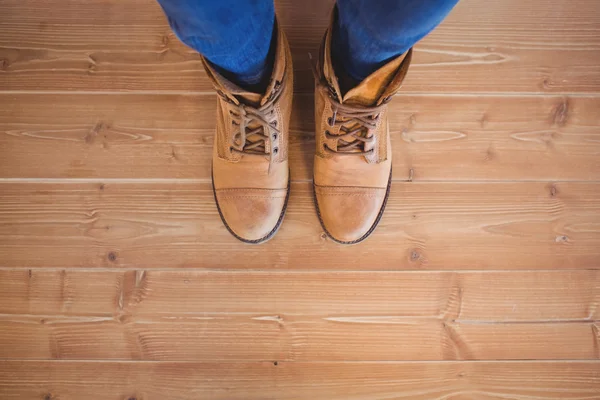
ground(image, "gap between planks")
xmin=1 ymin=358 xmax=598 ymax=362
xmin=1 ymin=267 xmax=599 ymax=272
xmin=2 ymin=91 xmax=600 ymax=97
xmin=0 ymin=359 xmax=597 ymax=364
xmin=0 ymin=313 xmax=597 ymax=324
xmin=2 ymin=178 xmax=600 ymax=184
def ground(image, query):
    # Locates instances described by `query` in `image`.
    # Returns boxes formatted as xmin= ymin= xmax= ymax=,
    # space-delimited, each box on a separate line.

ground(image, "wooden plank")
xmin=1 ymin=0 xmax=599 ymax=93
xmin=0 ymin=0 xmax=211 ymax=92
xmin=1 ymin=361 xmax=599 ymax=400
xmin=0 ymin=314 xmax=597 ymax=360
xmin=0 ymin=270 xmax=597 ymax=321
xmin=1 ymin=94 xmax=599 ymax=180
xmin=1 ymin=181 xmax=599 ymax=270
xmin=0 ymin=270 xmax=121 ymax=317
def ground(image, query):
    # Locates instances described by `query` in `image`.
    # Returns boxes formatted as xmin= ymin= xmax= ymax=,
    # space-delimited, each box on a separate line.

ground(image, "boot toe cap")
xmin=314 ymin=186 xmax=388 ymax=244
xmin=215 ymin=188 xmax=288 ymax=243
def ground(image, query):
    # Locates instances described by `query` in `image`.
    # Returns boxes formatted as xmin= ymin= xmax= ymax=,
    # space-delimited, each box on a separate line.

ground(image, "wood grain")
xmin=1 ymin=94 xmax=599 ymax=180
xmin=1 ymin=0 xmax=600 ymax=93
xmin=1 ymin=182 xmax=599 ymax=269
xmin=0 ymin=314 xmax=597 ymax=360
xmin=1 ymin=360 xmax=599 ymax=399
xmin=0 ymin=270 xmax=597 ymax=321
xmin=1 ymin=0 xmax=599 ymax=394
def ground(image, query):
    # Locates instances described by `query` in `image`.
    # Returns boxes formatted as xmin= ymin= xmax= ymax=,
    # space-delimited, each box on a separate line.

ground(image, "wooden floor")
xmin=1 ymin=0 xmax=600 ymax=398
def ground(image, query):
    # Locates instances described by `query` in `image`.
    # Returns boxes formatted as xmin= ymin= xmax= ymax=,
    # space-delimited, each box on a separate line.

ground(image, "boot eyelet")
xmin=327 ymin=117 xmax=333 ymax=126
xmin=273 ymin=147 xmax=279 ymax=155
xmin=272 ymin=133 xmax=278 ymax=140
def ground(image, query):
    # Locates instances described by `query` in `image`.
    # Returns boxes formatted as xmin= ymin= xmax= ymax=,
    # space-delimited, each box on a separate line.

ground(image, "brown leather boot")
xmin=313 ymin=22 xmax=412 ymax=244
xmin=202 ymin=22 xmax=293 ymax=244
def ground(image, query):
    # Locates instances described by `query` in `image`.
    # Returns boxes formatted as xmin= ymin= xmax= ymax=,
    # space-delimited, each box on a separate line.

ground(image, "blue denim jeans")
xmin=157 ymin=0 xmax=459 ymax=88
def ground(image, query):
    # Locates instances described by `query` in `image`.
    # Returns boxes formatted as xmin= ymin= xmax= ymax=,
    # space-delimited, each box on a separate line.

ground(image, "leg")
xmin=333 ymin=0 xmax=460 ymax=82
xmin=156 ymin=0 xmax=275 ymax=89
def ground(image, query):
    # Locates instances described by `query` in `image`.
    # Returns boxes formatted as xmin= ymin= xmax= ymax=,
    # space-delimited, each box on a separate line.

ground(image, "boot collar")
xmin=319 ymin=9 xmax=412 ymax=107
xmin=201 ymin=19 xmax=287 ymax=107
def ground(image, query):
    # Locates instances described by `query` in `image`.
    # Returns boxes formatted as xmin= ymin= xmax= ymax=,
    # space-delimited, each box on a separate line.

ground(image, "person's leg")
xmin=333 ymin=0 xmax=459 ymax=84
xmin=156 ymin=0 xmax=275 ymax=90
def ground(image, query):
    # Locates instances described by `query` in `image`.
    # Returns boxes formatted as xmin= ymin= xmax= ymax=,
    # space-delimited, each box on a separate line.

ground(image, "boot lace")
xmin=220 ymin=82 xmax=282 ymax=172
xmin=309 ymin=53 xmax=387 ymax=157
xmin=318 ymin=85 xmax=386 ymax=156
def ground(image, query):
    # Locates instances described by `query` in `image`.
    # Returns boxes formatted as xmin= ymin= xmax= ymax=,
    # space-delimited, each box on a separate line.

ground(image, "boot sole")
xmin=313 ymin=168 xmax=392 ymax=245
xmin=212 ymin=171 xmax=291 ymax=245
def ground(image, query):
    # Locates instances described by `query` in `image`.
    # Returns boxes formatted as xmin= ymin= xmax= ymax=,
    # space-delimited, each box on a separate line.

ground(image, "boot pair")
xmin=204 ymin=21 xmax=411 ymax=244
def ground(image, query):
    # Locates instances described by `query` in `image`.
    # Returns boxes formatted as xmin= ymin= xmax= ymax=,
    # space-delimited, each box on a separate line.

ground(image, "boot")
xmin=202 ymin=22 xmax=293 ymax=244
xmin=313 ymin=18 xmax=412 ymax=244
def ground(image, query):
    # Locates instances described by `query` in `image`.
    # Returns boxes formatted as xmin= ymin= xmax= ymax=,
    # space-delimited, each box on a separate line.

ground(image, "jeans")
xmin=157 ymin=0 xmax=459 ymax=88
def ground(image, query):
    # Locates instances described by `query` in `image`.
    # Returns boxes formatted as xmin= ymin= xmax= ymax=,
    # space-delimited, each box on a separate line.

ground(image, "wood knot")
xmin=273 ymin=361 xmax=278 ymax=366
xmin=135 ymin=270 xmax=146 ymax=288
xmin=555 ymin=235 xmax=569 ymax=243
xmin=409 ymin=113 xmax=417 ymax=126
xmin=410 ymin=249 xmax=421 ymax=262
xmin=485 ymin=145 xmax=495 ymax=161
xmin=548 ymin=184 xmax=558 ymax=197
xmin=541 ymin=77 xmax=552 ymax=90
xmin=401 ymin=128 xmax=413 ymax=143
xmin=200 ymin=134 xmax=212 ymax=144
xmin=86 ymin=122 xmax=103 ymax=144
xmin=43 ymin=393 xmax=54 ymax=400
xmin=108 ymin=252 xmax=118 ymax=263
xmin=478 ymin=113 xmax=488 ymax=128
xmin=170 ymin=146 xmax=179 ymax=161
xmin=99 ymin=183 xmax=105 ymax=191
xmin=550 ymin=98 xmax=569 ymax=127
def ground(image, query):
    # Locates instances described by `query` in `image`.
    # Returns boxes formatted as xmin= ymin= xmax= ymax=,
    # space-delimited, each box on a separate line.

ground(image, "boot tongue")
xmin=202 ymin=65 xmax=264 ymax=107
xmin=342 ymin=52 xmax=408 ymax=107
xmin=231 ymin=89 xmax=263 ymax=108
